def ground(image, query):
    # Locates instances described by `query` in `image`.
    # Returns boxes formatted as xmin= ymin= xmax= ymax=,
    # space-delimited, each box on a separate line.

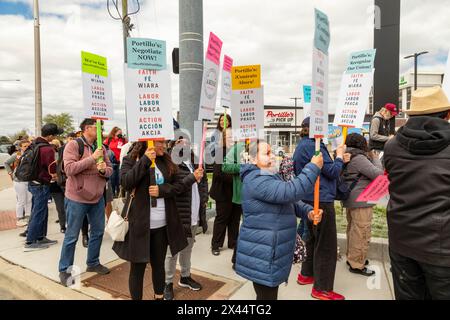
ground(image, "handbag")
xmin=105 ymin=190 xmax=135 ymax=242
xmin=293 ymin=233 xmax=307 ymax=264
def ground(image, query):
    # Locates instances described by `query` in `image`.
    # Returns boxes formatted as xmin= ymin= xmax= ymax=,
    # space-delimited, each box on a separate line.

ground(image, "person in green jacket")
xmin=222 ymin=141 xmax=246 ymax=269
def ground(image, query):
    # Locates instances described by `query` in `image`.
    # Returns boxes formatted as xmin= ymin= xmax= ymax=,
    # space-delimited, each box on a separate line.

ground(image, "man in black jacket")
xmin=384 ymin=86 xmax=450 ymax=300
xmin=164 ymin=138 xmax=209 ymax=300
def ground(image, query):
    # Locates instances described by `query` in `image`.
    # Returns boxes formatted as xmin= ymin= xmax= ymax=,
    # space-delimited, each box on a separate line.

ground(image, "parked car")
xmin=0 ymin=144 xmax=12 ymax=168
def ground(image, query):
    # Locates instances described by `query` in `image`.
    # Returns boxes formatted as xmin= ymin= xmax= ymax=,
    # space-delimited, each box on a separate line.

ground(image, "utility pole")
xmin=374 ymin=0 xmax=401 ymax=134
xmin=122 ymin=0 xmax=129 ymax=136
xmin=179 ymin=0 xmax=204 ymax=139
xmin=122 ymin=0 xmax=129 ymax=63
xmin=404 ymin=51 xmax=429 ymax=91
xmin=33 ymin=0 xmax=42 ymax=137
xmin=290 ymin=97 xmax=302 ymax=144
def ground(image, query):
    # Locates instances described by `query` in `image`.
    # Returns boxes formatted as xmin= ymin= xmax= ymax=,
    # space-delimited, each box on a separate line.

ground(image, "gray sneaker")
xmin=23 ymin=242 xmax=50 ymax=252
xmin=86 ymin=264 xmax=110 ymax=275
xmin=37 ymin=237 xmax=58 ymax=246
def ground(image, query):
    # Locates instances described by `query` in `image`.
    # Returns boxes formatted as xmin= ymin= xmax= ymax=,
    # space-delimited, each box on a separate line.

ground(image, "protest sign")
xmin=334 ymin=49 xmax=376 ymax=128
xmin=231 ymin=87 xmax=265 ymax=141
xmin=124 ymin=67 xmax=174 ymax=142
xmin=356 ymin=175 xmax=390 ymax=202
xmin=221 ymin=55 xmax=233 ymax=108
xmin=345 ymin=49 xmax=376 ymax=74
xmin=198 ymin=32 xmax=223 ymax=121
xmin=127 ymin=38 xmax=167 ymax=70
xmin=232 ymin=65 xmax=261 ymax=90
xmin=310 ymin=9 xmax=330 ymax=139
xmin=309 ymin=47 xmax=329 ymax=138
xmin=314 ymin=8 xmax=330 ymax=55
xmin=333 ymin=71 xmax=374 ymax=128
xmin=82 ymin=71 xmax=114 ymax=120
xmin=81 ymin=51 xmax=108 ymax=77
xmin=303 ymin=85 xmax=312 ymax=117
xmin=443 ymin=50 xmax=450 ymax=97
xmin=311 ymin=8 xmax=330 ymax=224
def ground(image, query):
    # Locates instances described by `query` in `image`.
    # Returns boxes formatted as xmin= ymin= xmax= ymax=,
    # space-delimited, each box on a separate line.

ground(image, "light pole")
xmin=404 ymin=51 xmax=429 ymax=91
xmin=179 ymin=0 xmax=203 ymax=139
xmin=290 ymin=97 xmax=302 ymax=145
xmin=33 ymin=0 xmax=42 ymax=137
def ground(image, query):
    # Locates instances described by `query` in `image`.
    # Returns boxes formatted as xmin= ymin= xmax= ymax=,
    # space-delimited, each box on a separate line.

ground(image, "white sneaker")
xmin=16 ymin=219 xmax=28 ymax=227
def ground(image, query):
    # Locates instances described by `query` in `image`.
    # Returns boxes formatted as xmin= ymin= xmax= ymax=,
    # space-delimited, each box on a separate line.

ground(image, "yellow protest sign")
xmin=232 ymin=65 xmax=261 ymax=90
xmin=81 ymin=51 xmax=108 ymax=77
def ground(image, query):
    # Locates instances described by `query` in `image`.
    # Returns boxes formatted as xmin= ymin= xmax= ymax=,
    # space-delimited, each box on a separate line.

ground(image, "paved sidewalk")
xmin=0 ymin=186 xmax=394 ymax=300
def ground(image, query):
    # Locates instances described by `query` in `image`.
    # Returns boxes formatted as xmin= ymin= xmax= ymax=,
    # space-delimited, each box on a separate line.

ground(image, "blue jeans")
xmin=26 ymin=184 xmax=50 ymax=243
xmin=58 ymin=197 xmax=105 ymax=272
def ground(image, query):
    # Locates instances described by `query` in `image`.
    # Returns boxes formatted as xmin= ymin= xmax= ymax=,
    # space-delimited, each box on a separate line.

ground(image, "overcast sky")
xmin=0 ymin=0 xmax=449 ymax=136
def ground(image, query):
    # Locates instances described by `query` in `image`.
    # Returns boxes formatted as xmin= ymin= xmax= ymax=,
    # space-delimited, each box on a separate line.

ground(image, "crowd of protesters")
xmin=3 ymin=86 xmax=450 ymax=301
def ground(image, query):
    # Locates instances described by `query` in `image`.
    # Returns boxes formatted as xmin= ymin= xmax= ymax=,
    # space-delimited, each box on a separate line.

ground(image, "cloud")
xmin=0 ymin=0 xmax=449 ymax=137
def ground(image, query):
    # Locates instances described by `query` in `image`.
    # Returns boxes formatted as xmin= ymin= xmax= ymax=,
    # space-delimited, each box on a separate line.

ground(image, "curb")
xmin=0 ymin=257 xmax=94 ymax=300
xmin=337 ymin=233 xmax=390 ymax=262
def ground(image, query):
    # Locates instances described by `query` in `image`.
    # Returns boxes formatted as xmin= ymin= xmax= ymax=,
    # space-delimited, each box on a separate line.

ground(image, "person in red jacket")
xmin=104 ymin=127 xmax=127 ymax=197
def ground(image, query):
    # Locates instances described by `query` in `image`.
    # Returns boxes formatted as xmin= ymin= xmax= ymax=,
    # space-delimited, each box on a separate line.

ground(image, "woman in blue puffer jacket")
xmin=236 ymin=140 xmax=323 ymax=300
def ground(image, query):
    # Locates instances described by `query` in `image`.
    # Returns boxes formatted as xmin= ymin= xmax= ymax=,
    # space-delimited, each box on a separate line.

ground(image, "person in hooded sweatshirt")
xmin=342 ymin=133 xmax=383 ymax=277
xmin=384 ymin=86 xmax=450 ymax=300
xmin=235 ymin=140 xmax=323 ymax=300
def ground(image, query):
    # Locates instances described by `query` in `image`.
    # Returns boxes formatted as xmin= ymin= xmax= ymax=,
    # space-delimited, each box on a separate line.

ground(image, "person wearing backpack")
xmin=341 ymin=133 xmax=383 ymax=277
xmin=18 ymin=124 xmax=63 ymax=252
xmin=4 ymin=139 xmax=31 ymax=228
xmin=292 ymin=117 xmax=349 ymax=301
xmin=369 ymin=103 xmax=397 ymax=154
xmin=58 ymin=119 xmax=113 ymax=286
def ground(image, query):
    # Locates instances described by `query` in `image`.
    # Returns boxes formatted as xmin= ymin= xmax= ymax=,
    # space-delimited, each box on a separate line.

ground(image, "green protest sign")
xmin=81 ymin=51 xmax=108 ymax=77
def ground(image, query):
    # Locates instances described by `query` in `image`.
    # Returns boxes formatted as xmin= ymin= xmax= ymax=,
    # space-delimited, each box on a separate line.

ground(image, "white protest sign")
xmin=333 ymin=71 xmax=374 ymax=128
xmin=198 ymin=32 xmax=223 ymax=121
xmin=124 ymin=66 xmax=174 ymax=142
xmin=82 ymin=71 xmax=114 ymax=120
xmin=310 ymin=9 xmax=330 ymax=138
xmin=230 ymin=87 xmax=265 ymax=141
xmin=310 ymin=47 xmax=329 ymax=138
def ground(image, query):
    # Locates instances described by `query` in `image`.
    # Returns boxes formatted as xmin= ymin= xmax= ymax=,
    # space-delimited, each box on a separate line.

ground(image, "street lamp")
xmin=290 ymin=97 xmax=302 ymax=145
xmin=404 ymin=51 xmax=429 ymax=91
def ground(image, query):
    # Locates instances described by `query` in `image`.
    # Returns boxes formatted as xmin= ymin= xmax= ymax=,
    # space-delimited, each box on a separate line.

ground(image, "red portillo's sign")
xmin=265 ymin=110 xmax=295 ymax=126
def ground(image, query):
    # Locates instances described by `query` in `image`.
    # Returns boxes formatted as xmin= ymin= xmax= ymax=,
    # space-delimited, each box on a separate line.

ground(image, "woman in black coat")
xmin=163 ymin=138 xmax=209 ymax=300
xmin=112 ymin=141 xmax=203 ymax=300
xmin=210 ymin=124 xmax=236 ymax=256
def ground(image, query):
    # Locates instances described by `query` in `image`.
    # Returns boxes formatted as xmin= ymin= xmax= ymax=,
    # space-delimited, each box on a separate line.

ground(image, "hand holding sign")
xmin=194 ymin=167 xmax=204 ymax=183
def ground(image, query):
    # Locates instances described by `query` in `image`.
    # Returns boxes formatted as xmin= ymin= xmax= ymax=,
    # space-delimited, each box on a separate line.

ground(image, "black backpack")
xmin=15 ymin=141 xmax=47 ymax=182
xmin=335 ymin=163 xmax=362 ymax=201
xmin=56 ymin=138 xmax=85 ymax=187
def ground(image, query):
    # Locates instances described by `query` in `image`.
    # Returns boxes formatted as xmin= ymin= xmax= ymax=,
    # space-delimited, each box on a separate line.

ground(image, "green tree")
xmin=0 ymin=136 xmax=11 ymax=144
xmin=43 ymin=113 xmax=75 ymax=136
xmin=8 ymin=129 xmax=28 ymax=143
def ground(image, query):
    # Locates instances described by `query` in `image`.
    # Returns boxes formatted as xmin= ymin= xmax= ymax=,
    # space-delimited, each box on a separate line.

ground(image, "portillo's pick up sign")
xmin=265 ymin=110 xmax=295 ymax=127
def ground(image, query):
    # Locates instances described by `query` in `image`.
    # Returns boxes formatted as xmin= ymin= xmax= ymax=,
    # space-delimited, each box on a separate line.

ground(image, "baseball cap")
xmin=384 ymin=103 xmax=398 ymax=116
xmin=301 ymin=117 xmax=310 ymax=128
